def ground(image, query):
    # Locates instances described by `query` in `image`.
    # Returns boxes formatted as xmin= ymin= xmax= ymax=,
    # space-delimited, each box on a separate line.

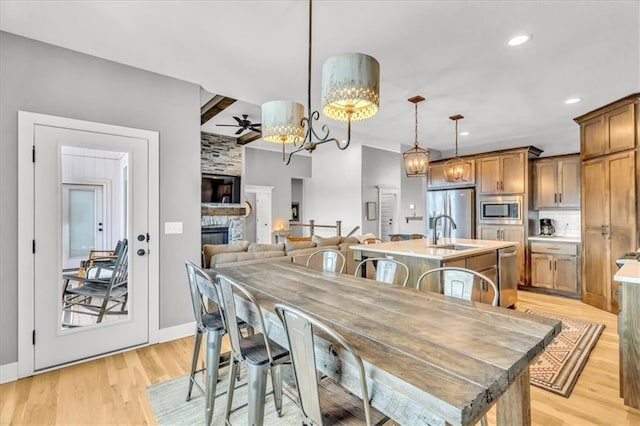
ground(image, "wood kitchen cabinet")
xmin=533 ymin=155 xmax=580 ymax=209
xmin=427 ymin=159 xmax=475 ymax=189
xmin=530 ymin=241 xmax=579 ymax=294
xmin=476 ymin=152 xmax=525 ymax=194
xmin=581 ymin=102 xmax=636 ymax=160
xmin=575 ymin=93 xmax=639 ymax=313
xmin=477 ymin=224 xmax=525 ymax=285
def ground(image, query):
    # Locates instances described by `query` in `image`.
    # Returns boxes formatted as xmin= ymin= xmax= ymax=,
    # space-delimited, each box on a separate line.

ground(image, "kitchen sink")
xmin=431 ymin=244 xmax=481 ymax=251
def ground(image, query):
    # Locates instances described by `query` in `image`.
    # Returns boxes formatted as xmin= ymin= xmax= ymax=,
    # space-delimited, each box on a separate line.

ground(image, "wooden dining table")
xmin=209 ymin=259 xmax=561 ymax=426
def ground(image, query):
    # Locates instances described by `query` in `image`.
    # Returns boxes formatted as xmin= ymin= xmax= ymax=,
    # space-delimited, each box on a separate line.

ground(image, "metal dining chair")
xmin=354 ymin=258 xmax=410 ymax=287
xmin=184 ymin=261 xmax=227 ymax=426
xmin=306 ymin=248 xmax=346 ymax=273
xmin=274 ymin=303 xmax=388 ymax=426
xmin=415 ymin=266 xmax=498 ymax=306
xmin=415 ymin=266 xmax=497 ymax=426
xmin=362 ymin=237 xmax=383 ymax=244
xmin=216 ymin=274 xmax=290 ymax=426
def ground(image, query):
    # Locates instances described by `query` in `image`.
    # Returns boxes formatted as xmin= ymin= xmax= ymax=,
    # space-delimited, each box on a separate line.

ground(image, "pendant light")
xmin=403 ymin=96 xmax=430 ymax=177
xmin=261 ymin=0 xmax=380 ymax=165
xmin=443 ymin=114 xmax=471 ymax=182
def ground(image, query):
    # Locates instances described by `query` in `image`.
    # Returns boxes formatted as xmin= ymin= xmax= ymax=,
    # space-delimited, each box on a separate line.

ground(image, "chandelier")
xmin=261 ymin=0 xmax=380 ymax=165
xmin=402 ymin=96 xmax=430 ymax=177
xmin=443 ymin=114 xmax=471 ymax=182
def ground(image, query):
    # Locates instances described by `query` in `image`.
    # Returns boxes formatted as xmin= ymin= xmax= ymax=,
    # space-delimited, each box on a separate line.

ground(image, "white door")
xmin=379 ymin=192 xmax=398 ymax=241
xmin=33 ymin=125 xmax=149 ymax=370
xmin=255 ymin=192 xmax=272 ymax=243
xmin=62 ymin=184 xmax=105 ymax=270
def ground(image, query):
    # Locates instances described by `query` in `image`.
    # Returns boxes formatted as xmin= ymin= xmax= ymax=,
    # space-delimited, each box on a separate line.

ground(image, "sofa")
xmin=203 ymin=235 xmax=364 ymax=275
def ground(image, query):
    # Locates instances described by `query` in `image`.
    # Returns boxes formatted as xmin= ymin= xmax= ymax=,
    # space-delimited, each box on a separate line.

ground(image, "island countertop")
xmin=614 ymin=262 xmax=640 ymax=285
xmin=350 ymin=237 xmax=517 ymax=261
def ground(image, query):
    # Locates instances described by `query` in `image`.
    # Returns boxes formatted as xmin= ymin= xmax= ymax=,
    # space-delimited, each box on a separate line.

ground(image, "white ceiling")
xmin=2 ymin=1 xmax=639 ymax=154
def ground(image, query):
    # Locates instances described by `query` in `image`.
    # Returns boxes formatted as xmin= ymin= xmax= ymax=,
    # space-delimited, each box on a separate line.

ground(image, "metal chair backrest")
xmin=362 ymin=238 xmax=382 ymax=244
xmin=306 ymin=249 xmax=346 ymax=273
xmin=410 ymin=233 xmax=426 ymax=240
xmin=274 ymin=304 xmax=373 ymax=426
xmin=217 ymin=274 xmax=273 ymax=364
xmin=354 ymin=258 xmax=409 ymax=287
xmin=185 ymin=261 xmax=226 ymax=331
xmin=415 ymin=267 xmax=498 ymax=306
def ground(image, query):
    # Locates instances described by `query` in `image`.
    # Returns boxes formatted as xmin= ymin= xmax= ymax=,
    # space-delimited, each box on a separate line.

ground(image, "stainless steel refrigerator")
xmin=426 ymin=188 xmax=475 ymax=239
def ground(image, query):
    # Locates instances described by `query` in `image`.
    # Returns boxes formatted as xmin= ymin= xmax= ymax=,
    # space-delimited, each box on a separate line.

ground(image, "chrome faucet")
xmin=432 ymin=214 xmax=458 ymax=245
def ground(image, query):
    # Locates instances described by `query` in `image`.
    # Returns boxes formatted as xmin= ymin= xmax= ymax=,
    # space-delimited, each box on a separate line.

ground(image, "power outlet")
xmin=165 ymin=222 xmax=183 ymax=234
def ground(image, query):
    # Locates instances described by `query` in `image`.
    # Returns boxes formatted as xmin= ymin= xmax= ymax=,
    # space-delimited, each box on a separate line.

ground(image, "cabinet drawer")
xmin=530 ymin=242 xmax=577 ymax=255
xmin=466 ymin=252 xmax=497 ymax=271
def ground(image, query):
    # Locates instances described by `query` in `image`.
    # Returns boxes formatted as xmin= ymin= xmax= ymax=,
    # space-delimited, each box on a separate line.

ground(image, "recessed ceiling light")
xmin=564 ymin=97 xmax=582 ymax=105
xmin=459 ymin=132 xmax=470 ymax=136
xmin=507 ymin=34 xmax=532 ymax=46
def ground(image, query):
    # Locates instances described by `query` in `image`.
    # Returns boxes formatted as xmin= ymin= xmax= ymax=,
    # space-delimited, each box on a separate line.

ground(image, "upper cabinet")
xmin=579 ymin=100 xmax=637 ymax=160
xmin=427 ymin=160 xmax=475 ymax=189
xmin=476 ymin=152 xmax=526 ymax=194
xmin=533 ymin=155 xmax=580 ymax=209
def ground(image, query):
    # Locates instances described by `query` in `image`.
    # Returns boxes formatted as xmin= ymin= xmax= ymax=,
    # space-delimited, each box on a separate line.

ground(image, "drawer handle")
xmin=547 ymin=247 xmax=560 ymax=250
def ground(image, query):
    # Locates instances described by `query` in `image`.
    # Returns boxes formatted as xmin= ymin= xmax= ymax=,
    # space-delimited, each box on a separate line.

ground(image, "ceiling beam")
xmin=201 ymin=95 xmax=237 ymax=125
xmin=237 ymin=131 xmax=262 ymax=145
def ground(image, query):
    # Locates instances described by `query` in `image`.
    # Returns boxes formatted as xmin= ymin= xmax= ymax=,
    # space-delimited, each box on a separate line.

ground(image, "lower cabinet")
xmin=529 ymin=241 xmax=580 ymax=294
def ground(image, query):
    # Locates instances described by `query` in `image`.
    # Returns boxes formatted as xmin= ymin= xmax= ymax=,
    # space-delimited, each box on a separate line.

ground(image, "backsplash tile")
xmin=537 ymin=210 xmax=581 ymax=237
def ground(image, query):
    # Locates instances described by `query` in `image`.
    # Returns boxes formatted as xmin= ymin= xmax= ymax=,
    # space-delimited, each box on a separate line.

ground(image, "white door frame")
xmin=376 ymin=186 xmax=401 ymax=238
xmin=17 ymin=111 xmax=160 ymax=378
xmin=245 ymin=185 xmax=274 ymax=243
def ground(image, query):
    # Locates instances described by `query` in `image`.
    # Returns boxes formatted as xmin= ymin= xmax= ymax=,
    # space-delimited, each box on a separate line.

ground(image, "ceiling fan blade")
xmin=235 ymin=128 xmax=244 ymax=135
xmin=233 ymin=116 xmax=243 ymax=125
xmin=216 ymin=124 xmax=240 ymax=127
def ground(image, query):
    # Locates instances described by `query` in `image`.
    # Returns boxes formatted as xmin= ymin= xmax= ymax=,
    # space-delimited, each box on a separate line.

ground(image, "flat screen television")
xmin=201 ymin=174 xmax=241 ymax=204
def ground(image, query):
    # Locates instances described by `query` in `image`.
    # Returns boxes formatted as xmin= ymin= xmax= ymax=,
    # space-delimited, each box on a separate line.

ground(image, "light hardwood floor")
xmin=1 ymin=291 xmax=639 ymax=425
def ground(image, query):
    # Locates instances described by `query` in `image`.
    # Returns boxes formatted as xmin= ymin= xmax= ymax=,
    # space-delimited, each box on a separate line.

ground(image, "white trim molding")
xmin=1 ymin=362 xmax=18 ymax=384
xmin=158 ymin=321 xmax=196 ymax=343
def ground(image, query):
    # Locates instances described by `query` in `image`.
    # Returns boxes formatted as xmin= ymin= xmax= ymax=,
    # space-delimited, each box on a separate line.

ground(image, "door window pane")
xmin=69 ymin=189 xmax=96 ymax=258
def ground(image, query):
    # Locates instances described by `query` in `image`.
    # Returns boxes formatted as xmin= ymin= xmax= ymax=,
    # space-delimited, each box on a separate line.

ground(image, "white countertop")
xmin=528 ymin=235 xmax=581 ymax=243
xmin=614 ymin=263 xmax=640 ymax=285
xmin=350 ymin=238 xmax=517 ymax=260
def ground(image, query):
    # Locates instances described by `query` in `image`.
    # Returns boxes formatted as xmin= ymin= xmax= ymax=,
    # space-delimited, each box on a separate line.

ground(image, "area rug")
xmin=146 ymin=366 xmax=299 ymax=425
xmin=525 ymin=309 xmax=605 ymax=397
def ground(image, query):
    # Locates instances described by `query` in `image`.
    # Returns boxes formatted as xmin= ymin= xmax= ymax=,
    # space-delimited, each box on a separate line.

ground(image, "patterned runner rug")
xmin=525 ymin=309 xmax=605 ymax=397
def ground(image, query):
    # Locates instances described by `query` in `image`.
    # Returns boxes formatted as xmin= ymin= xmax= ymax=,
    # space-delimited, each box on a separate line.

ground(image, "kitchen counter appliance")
xmin=498 ymin=245 xmax=518 ymax=307
xmin=540 ymin=218 xmax=555 ymax=236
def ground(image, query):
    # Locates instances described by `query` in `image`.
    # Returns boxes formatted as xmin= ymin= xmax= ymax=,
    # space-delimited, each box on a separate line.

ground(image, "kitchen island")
xmin=351 ymin=238 xmax=519 ymax=307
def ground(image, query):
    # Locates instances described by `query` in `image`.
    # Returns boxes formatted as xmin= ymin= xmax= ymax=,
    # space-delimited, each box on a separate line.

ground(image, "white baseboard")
xmin=1 ymin=362 xmax=18 ymax=384
xmin=158 ymin=321 xmax=196 ymax=343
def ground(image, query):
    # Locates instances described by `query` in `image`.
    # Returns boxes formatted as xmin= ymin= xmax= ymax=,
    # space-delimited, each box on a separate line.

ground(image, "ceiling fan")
xmin=216 ymin=114 xmax=261 ymax=135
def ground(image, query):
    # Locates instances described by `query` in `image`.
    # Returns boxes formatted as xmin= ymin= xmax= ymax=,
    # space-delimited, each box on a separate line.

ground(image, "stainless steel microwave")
xmin=479 ymin=196 xmax=523 ymax=224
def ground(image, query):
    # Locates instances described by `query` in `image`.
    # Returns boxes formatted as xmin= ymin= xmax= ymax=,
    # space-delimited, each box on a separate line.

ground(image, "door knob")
xmin=137 ymin=249 xmax=146 ymax=256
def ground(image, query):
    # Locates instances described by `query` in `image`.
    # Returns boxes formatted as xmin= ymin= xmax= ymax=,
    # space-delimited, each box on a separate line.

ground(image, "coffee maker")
xmin=540 ymin=218 xmax=555 ymax=236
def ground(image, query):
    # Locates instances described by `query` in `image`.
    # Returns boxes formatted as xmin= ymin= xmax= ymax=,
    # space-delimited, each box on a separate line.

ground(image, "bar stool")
xmin=355 ymin=258 xmax=410 ymax=287
xmin=216 ymin=274 xmax=291 ymax=426
xmin=306 ymin=248 xmax=346 ymax=273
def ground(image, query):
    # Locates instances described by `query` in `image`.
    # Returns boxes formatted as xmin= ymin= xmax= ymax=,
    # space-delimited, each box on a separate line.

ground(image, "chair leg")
xmin=247 ymin=364 xmax=268 ymax=426
xmin=205 ymin=330 xmax=223 ymax=426
xmin=270 ymin=364 xmax=283 ymax=417
xmin=480 ymin=415 xmax=487 ymax=426
xmin=225 ymin=360 xmax=240 ymax=424
xmin=186 ymin=326 xmax=203 ymax=401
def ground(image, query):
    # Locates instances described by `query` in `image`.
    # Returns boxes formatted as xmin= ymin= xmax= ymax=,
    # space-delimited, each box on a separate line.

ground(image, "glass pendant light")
xmin=443 ymin=114 xmax=471 ymax=182
xmin=403 ymin=96 xmax=430 ymax=177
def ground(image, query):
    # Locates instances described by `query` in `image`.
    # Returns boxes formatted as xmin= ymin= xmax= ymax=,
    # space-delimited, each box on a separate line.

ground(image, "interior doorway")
xmin=245 ymin=185 xmax=273 ymax=244
xmin=378 ymin=188 xmax=400 ymax=241
xmin=18 ymin=112 xmax=160 ymax=376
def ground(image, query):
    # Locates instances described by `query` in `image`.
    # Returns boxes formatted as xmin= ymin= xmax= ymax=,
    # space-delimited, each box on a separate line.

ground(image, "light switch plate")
xmin=165 ymin=222 xmax=183 ymax=234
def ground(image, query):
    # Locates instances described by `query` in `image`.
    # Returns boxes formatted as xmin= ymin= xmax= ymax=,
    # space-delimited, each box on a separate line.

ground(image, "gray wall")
xmin=361 ymin=146 xmax=401 ymax=236
xmin=244 ymin=148 xmax=311 ymax=241
xmin=0 ymin=32 xmax=201 ymax=365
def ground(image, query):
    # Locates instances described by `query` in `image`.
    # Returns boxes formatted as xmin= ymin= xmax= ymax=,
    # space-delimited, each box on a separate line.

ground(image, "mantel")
xmin=201 ymin=203 xmax=246 ymax=216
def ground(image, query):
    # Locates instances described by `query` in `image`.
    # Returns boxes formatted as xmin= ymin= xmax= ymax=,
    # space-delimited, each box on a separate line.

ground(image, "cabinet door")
xmin=558 ymin=157 xmax=581 ymax=208
xmin=581 ymin=116 xmax=606 ymax=160
xmin=607 ymin=150 xmax=636 ymax=312
xmin=501 ymin=226 xmax=525 ymax=285
xmin=427 ymin=163 xmax=449 ymax=188
xmin=554 ymin=256 xmax=578 ymax=292
xmin=607 ymin=103 xmax=636 ymax=154
xmin=477 ymin=225 xmax=501 ymax=241
xmin=534 ymin=160 xmax=558 ymax=209
xmin=531 ymin=253 xmax=554 ymax=289
xmin=477 ymin=157 xmax=501 ymax=194
xmin=501 ymin=152 xmax=526 ymax=193
xmin=476 ymin=267 xmax=498 ymax=305
xmin=581 ymin=157 xmax=609 ymax=310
